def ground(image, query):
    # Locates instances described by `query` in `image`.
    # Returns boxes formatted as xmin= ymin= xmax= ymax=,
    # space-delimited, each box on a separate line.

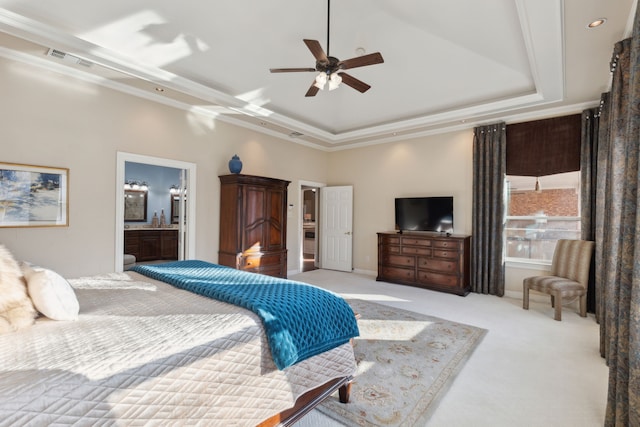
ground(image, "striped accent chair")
xmin=522 ymin=239 xmax=594 ymax=321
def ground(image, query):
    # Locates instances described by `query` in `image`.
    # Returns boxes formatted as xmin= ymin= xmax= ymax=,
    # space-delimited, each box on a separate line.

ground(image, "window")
xmin=505 ymin=171 xmax=581 ymax=264
xmin=504 ymin=114 xmax=582 ymax=265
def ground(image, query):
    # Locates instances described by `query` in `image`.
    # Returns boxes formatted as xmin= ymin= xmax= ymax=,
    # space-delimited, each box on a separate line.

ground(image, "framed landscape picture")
xmin=0 ymin=162 xmax=69 ymax=227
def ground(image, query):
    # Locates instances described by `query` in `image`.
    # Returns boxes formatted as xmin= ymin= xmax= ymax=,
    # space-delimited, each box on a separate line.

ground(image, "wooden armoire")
xmin=218 ymin=174 xmax=290 ymax=278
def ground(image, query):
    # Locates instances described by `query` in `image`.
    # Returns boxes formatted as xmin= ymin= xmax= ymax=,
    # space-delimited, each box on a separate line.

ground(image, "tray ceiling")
xmin=0 ymin=0 xmax=635 ymax=149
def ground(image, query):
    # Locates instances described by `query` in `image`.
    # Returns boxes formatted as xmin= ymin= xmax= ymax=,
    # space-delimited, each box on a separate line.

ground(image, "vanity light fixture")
xmin=124 ymin=180 xmax=148 ymax=191
xmin=170 ymin=185 xmax=187 ymax=195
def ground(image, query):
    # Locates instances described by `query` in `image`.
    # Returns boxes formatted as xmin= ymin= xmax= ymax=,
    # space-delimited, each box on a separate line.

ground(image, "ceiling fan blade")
xmin=305 ymin=83 xmax=320 ymax=97
xmin=303 ymin=39 xmax=328 ymax=63
xmin=339 ymin=52 xmax=384 ymax=70
xmin=338 ymin=72 xmax=371 ymax=93
xmin=270 ymin=67 xmax=316 ymax=73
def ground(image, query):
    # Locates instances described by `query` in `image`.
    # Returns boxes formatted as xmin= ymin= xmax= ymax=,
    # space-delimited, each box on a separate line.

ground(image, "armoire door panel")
xmin=244 ymin=186 xmax=267 ymax=251
xmin=268 ymin=189 xmax=284 ymax=249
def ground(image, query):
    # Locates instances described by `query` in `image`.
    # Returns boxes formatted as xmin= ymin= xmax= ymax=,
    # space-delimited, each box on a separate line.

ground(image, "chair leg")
xmin=523 ymin=284 xmax=529 ymax=310
xmin=550 ymin=295 xmax=555 ymax=307
xmin=553 ymin=291 xmax=562 ymax=321
xmin=579 ymin=294 xmax=587 ymax=317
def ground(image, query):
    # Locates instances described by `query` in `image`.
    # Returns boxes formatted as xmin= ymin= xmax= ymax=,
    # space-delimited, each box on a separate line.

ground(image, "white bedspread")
xmin=0 ymin=272 xmax=356 ymax=426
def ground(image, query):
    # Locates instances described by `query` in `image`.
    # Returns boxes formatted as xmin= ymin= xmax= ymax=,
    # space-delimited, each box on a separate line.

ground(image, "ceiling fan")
xmin=269 ymin=0 xmax=384 ymax=97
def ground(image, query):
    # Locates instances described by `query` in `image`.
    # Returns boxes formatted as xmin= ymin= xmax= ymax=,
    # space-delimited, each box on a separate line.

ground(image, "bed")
xmin=0 ymin=260 xmax=358 ymax=426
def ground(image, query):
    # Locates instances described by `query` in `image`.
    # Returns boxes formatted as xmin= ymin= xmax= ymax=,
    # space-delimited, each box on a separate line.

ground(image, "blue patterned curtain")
xmin=471 ymin=122 xmax=506 ymax=296
xmin=596 ymin=8 xmax=640 ymax=425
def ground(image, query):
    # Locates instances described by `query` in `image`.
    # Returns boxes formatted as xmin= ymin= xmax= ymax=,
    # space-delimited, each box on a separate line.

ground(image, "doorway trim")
xmin=115 ymin=152 xmax=197 ymax=272
xmin=296 ymin=180 xmax=325 ymax=275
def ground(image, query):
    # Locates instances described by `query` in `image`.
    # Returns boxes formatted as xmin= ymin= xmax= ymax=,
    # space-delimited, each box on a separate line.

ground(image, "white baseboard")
xmin=353 ymin=268 xmax=377 ymax=276
xmin=290 ymin=267 xmax=377 ymax=277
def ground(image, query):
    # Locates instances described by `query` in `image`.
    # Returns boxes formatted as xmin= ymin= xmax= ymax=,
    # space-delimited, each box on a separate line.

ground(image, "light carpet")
xmin=317 ymin=298 xmax=487 ymax=427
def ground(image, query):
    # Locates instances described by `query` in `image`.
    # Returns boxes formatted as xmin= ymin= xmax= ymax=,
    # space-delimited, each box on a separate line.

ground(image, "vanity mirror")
xmin=124 ymin=189 xmax=148 ymax=221
xmin=170 ymin=194 xmax=187 ymax=224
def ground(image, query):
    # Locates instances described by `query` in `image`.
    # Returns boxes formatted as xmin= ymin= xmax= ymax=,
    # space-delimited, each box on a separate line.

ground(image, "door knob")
xmin=345 ymin=231 xmax=352 ymax=235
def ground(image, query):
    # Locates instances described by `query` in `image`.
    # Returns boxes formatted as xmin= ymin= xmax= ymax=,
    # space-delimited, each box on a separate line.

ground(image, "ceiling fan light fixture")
xmin=328 ymin=73 xmax=342 ymax=90
xmin=314 ymin=72 xmax=327 ymax=90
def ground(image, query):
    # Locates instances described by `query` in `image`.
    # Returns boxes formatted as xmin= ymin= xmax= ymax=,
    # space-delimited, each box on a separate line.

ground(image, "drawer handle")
xmin=442 ymin=252 xmax=448 ymax=257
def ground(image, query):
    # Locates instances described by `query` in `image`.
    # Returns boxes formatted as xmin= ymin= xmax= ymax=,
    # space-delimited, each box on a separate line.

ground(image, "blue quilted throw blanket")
xmin=132 ymin=260 xmax=359 ymax=370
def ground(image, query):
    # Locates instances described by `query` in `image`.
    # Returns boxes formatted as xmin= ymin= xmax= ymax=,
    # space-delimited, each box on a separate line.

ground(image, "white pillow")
xmin=25 ymin=268 xmax=79 ymax=321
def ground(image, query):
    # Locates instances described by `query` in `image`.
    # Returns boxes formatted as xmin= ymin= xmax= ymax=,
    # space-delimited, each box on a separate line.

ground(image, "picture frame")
xmin=0 ymin=162 xmax=69 ymax=228
xmin=124 ymin=189 xmax=148 ymax=222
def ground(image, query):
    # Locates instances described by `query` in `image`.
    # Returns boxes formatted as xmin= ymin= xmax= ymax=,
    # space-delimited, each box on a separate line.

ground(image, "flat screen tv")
xmin=395 ymin=197 xmax=453 ymax=233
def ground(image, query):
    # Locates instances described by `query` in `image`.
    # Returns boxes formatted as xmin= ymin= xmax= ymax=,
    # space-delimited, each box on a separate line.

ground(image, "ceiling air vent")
xmin=47 ymin=48 xmax=92 ymax=67
xmin=49 ymin=49 xmax=66 ymax=59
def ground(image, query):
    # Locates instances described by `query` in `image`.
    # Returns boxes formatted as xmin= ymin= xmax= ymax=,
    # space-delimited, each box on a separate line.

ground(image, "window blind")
xmin=506 ymin=114 xmax=581 ymax=177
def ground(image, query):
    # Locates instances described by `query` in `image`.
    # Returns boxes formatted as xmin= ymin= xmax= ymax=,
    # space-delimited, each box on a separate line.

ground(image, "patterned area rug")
xmin=318 ymin=299 xmax=487 ymax=426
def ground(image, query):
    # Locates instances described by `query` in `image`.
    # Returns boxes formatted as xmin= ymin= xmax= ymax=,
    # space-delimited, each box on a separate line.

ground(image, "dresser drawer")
xmin=401 ymin=246 xmax=432 ymax=256
xmin=433 ymin=249 xmax=458 ymax=259
xmin=382 ymin=254 xmax=415 ymax=267
xmin=400 ymin=237 xmax=432 ymax=247
xmin=433 ymin=239 xmax=460 ymax=250
xmin=241 ymin=253 xmax=282 ymax=269
xmin=418 ymin=270 xmax=460 ymax=288
xmin=241 ymin=254 xmax=285 ymax=278
xmin=381 ymin=236 xmax=400 ymax=245
xmin=380 ymin=266 xmax=415 ymax=282
xmin=418 ymin=257 xmax=458 ymax=273
xmin=383 ymin=245 xmax=400 ymax=254
xmin=246 ymin=264 xmax=284 ymax=277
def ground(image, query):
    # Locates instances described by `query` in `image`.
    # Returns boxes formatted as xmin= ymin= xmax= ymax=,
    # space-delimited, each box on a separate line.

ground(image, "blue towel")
xmin=132 ymin=260 xmax=359 ymax=370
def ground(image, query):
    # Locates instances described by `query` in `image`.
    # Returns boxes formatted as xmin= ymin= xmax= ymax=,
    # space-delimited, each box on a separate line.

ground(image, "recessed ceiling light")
xmin=587 ymin=18 xmax=607 ymax=29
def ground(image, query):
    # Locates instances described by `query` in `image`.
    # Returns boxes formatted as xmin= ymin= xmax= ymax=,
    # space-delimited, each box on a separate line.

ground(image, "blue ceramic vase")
xmin=228 ymin=154 xmax=243 ymax=174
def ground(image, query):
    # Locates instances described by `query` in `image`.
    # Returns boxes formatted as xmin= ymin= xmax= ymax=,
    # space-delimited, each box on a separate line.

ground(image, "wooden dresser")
xmin=377 ymin=232 xmax=471 ymax=296
xmin=218 ymin=174 xmax=290 ymax=278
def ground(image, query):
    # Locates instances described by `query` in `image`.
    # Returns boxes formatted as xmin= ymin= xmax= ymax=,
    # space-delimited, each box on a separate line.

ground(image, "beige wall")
xmin=1 ymin=54 xmax=530 ymax=294
xmin=327 ymin=132 xmax=474 ymax=273
xmin=0 ymin=56 xmax=328 ymax=277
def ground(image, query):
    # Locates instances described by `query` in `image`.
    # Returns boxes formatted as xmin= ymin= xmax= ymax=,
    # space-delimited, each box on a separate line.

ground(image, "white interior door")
xmin=320 ymin=186 xmax=353 ymax=272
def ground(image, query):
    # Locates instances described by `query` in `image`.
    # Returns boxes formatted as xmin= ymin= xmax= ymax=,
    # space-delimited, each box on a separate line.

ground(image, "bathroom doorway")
xmin=115 ymin=152 xmax=196 ymax=272
xmin=301 ymin=185 xmax=319 ymax=272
